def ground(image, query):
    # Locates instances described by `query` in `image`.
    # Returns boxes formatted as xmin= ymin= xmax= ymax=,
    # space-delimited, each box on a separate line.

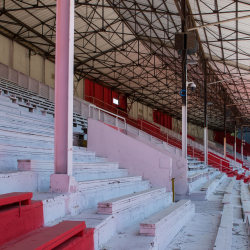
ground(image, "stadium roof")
xmin=0 ymin=0 xmax=250 ymax=131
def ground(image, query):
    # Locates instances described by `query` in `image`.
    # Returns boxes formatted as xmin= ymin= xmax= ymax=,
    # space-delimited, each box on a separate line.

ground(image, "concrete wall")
xmin=87 ymin=118 xmax=173 ymax=192
xmin=0 ymin=35 xmax=11 ymax=66
xmin=127 ymin=132 xmax=188 ymax=195
xmin=0 ymin=34 xmax=84 ymax=99
xmin=173 ymin=117 xmax=214 ymax=141
xmin=128 ymin=99 xmax=153 ymax=122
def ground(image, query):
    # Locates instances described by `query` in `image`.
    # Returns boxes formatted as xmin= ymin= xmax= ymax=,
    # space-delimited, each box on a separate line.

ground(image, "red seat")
xmin=0 ymin=192 xmax=32 ymax=207
xmin=3 ymin=221 xmax=86 ymax=250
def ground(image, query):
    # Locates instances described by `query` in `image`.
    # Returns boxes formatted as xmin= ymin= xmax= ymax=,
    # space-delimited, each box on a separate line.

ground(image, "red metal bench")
xmin=0 ymin=192 xmax=33 ymax=207
xmin=4 ymin=221 xmax=86 ymax=250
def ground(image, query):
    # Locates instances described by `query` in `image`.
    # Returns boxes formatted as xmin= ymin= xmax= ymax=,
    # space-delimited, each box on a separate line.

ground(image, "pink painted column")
xmin=54 ymin=0 xmax=75 ymax=176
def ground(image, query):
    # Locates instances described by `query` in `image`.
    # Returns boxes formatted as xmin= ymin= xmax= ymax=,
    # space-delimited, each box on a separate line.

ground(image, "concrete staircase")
xmin=0 ymin=89 xmax=197 ymax=250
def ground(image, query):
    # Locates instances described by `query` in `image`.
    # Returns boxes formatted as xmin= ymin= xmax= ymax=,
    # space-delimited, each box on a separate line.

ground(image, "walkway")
xmin=166 ymin=178 xmax=250 ymax=250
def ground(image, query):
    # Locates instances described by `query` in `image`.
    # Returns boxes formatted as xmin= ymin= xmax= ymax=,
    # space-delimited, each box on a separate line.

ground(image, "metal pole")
xmin=224 ymin=96 xmax=227 ymax=159
xmin=234 ymin=121 xmax=237 ymax=162
xmin=172 ymin=178 xmax=175 ymax=202
xmin=54 ymin=0 xmax=74 ymax=176
xmin=181 ymin=0 xmax=187 ymax=159
xmin=241 ymin=125 xmax=244 ymax=161
xmin=204 ymin=61 xmax=208 ymax=166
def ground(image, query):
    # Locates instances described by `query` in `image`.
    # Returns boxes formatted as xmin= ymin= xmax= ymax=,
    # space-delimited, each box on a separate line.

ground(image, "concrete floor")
xmin=166 ymin=178 xmax=250 ymax=250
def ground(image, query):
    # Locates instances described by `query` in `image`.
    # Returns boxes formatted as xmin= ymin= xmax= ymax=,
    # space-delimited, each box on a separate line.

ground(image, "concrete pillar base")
xmin=49 ymin=174 xmax=78 ymax=193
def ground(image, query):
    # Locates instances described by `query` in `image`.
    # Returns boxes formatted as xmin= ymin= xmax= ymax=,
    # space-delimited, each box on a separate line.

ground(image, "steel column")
xmin=181 ymin=0 xmax=187 ymax=159
xmin=54 ymin=0 xmax=75 ymax=175
xmin=241 ymin=125 xmax=244 ymax=161
xmin=204 ymin=61 xmax=208 ymax=165
xmin=234 ymin=121 xmax=236 ymax=162
xmin=224 ymin=97 xmax=227 ymax=159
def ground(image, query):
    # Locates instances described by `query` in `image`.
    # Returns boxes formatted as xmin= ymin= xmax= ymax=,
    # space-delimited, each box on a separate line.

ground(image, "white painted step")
xmin=214 ymin=204 xmax=233 ymax=250
xmin=78 ymin=176 xmax=143 ymax=191
xmin=0 ymin=101 xmax=52 ymax=122
xmin=98 ymin=188 xmax=167 ymax=214
xmin=78 ymin=177 xmax=151 ymax=211
xmin=140 ymin=200 xmax=194 ymax=236
xmin=0 ymin=144 xmax=104 ymax=171
xmin=0 ymin=129 xmax=54 ymax=148
xmin=0 ymin=110 xmax=54 ymax=128
xmin=105 ymin=200 xmax=194 ymax=250
xmin=74 ymin=162 xmax=119 ymax=170
xmin=222 ymin=193 xmax=231 ymax=204
xmin=74 ymin=162 xmax=128 ymax=181
xmin=0 ymin=120 xmax=54 ymax=135
xmin=0 ymin=171 xmax=38 ymax=194
xmin=226 ymin=178 xmax=236 ymax=194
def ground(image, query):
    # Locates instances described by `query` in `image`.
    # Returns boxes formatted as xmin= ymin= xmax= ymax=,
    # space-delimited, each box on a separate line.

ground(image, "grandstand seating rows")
xmin=0 ymin=72 xmax=250 ymax=249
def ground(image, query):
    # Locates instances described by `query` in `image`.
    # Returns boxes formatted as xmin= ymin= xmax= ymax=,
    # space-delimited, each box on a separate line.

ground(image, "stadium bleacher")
xmin=0 ymin=71 xmax=249 ymax=249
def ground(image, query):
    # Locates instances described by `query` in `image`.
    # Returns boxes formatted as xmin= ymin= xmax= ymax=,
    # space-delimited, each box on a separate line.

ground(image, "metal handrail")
xmin=88 ymin=104 xmax=126 ymax=127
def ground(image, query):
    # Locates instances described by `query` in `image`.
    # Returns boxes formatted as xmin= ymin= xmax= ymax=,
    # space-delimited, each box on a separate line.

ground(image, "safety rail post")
xmin=172 ymin=178 xmax=175 ymax=202
xmin=98 ymin=109 xmax=101 ymax=120
xmin=172 ymin=173 xmax=185 ymax=203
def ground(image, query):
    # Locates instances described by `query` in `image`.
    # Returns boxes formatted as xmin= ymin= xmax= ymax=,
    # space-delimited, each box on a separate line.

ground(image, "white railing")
xmin=88 ymin=104 xmax=126 ymax=128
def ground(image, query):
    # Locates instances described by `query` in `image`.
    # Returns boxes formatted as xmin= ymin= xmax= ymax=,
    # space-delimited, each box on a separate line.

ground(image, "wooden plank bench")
xmin=3 ymin=221 xmax=86 ymax=250
xmin=0 ymin=192 xmax=32 ymax=206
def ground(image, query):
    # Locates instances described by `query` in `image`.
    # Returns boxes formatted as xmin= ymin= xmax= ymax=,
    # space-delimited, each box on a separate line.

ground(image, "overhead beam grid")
xmin=0 ymin=0 xmax=249 ymax=131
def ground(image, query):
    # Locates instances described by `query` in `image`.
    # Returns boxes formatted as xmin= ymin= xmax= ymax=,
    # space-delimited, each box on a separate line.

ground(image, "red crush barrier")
xmin=0 ymin=200 xmax=44 ymax=245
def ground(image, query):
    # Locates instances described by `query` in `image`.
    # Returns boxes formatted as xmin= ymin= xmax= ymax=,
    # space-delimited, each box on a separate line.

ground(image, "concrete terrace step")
xmin=213 ymin=204 xmax=233 ymax=250
xmin=187 ymin=169 xmax=217 ymax=183
xmin=78 ymin=178 xmax=151 ymax=211
xmin=73 ymin=162 xmax=119 ymax=170
xmin=140 ymin=200 xmax=194 ymax=237
xmin=0 ymin=144 xmax=103 ymax=171
xmin=0 ymin=120 xmax=54 ymax=136
xmin=18 ymin=159 xmax=114 ymax=172
xmin=222 ymin=193 xmax=231 ymax=204
xmin=17 ymin=160 xmax=126 ymax=191
xmin=188 ymin=161 xmax=204 ymax=165
xmin=0 ymin=129 xmax=54 ymax=149
xmin=0 ymin=171 xmax=37 ymax=194
xmin=187 ymin=157 xmax=198 ymax=161
xmin=183 ymin=174 xmax=226 ymax=201
xmin=109 ymin=200 xmax=195 ymax=250
xmin=241 ymin=182 xmax=250 ymax=221
xmin=0 ymin=110 xmax=54 ymax=128
xmin=98 ymin=188 xmax=167 ymax=215
xmin=0 ymin=99 xmax=53 ymax=122
xmin=78 ymin=176 xmax=143 ymax=191
xmin=226 ymin=178 xmax=236 ymax=194
xmin=201 ymin=178 xmax=218 ymax=191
